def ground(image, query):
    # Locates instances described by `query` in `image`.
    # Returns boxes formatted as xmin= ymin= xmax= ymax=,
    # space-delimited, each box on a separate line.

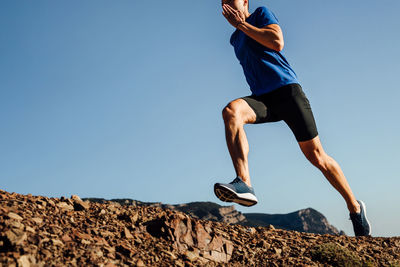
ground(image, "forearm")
xmin=237 ymin=22 xmax=283 ymax=52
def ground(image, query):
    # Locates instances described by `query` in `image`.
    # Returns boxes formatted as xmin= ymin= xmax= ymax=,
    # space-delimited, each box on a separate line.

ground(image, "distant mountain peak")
xmin=243 ymin=207 xmax=345 ymax=235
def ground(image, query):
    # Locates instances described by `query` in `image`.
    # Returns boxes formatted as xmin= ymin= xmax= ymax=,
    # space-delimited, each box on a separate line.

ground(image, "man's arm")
xmin=237 ymin=23 xmax=284 ymax=52
xmin=222 ymin=4 xmax=284 ymax=52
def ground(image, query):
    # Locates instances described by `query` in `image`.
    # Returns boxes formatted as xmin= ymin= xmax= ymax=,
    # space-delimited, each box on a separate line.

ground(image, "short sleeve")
xmin=256 ymin=6 xmax=279 ymax=28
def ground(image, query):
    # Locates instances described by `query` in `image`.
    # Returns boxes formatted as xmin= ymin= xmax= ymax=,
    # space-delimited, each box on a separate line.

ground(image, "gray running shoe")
xmin=349 ymin=200 xmax=372 ymax=236
xmin=214 ymin=176 xmax=258 ymax=207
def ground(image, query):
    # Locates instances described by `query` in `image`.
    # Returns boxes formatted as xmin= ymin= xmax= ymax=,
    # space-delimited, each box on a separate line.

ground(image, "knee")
xmin=222 ymin=101 xmax=242 ymax=124
xmin=305 ymin=149 xmax=327 ymax=170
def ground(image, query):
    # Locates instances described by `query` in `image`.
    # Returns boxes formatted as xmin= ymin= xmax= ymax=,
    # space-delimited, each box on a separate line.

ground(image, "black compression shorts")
xmin=240 ymin=83 xmax=318 ymax=142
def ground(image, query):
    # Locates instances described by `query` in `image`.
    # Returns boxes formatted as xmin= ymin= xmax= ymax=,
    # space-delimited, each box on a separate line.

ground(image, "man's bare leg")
xmin=298 ymin=135 xmax=361 ymax=214
xmin=222 ymin=99 xmax=257 ymax=187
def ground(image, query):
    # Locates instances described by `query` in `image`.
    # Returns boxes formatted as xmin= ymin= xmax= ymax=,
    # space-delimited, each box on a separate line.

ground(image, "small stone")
xmin=161 ymin=250 xmax=177 ymax=260
xmin=136 ymin=259 xmax=146 ymax=267
xmin=184 ymin=250 xmax=199 ymax=262
xmin=303 ymin=235 xmax=317 ymax=240
xmin=51 ymin=239 xmax=64 ymax=246
xmin=25 ymin=226 xmax=35 ymax=233
xmin=39 ymin=238 xmax=50 ymax=246
xmin=41 ymin=248 xmax=52 ymax=259
xmin=16 ymin=255 xmax=31 ymax=267
xmin=36 ymin=199 xmax=47 ymax=207
xmin=175 ymin=260 xmax=185 ymax=267
xmin=132 ymin=212 xmax=139 ymax=223
xmin=8 ymin=220 xmax=24 ymax=229
xmin=8 ymin=212 xmax=23 ymax=221
xmin=5 ymin=229 xmax=27 ymax=246
xmin=90 ymin=248 xmax=103 ymax=259
xmin=49 ymin=224 xmax=62 ymax=235
xmin=81 ymin=239 xmax=91 ymax=245
xmin=123 ymin=227 xmax=133 ymax=239
xmin=61 ymin=234 xmax=72 ymax=242
xmin=73 ymin=231 xmax=92 ymax=240
xmin=31 ymin=217 xmax=43 ymax=224
xmin=71 ymin=194 xmax=82 ymax=201
xmin=247 ymin=227 xmax=256 ymax=234
xmin=274 ymin=247 xmax=282 ymax=256
xmin=72 ymin=196 xmax=90 ymax=211
xmin=47 ymin=199 xmax=55 ymax=207
xmin=56 ymin=202 xmax=74 ymax=211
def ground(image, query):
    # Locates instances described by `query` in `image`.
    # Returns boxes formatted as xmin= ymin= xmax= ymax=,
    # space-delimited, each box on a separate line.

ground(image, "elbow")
xmin=275 ymin=40 xmax=284 ymax=52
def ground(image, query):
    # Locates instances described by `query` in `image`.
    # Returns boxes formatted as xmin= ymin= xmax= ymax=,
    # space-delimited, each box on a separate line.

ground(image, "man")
xmin=213 ymin=0 xmax=371 ymax=237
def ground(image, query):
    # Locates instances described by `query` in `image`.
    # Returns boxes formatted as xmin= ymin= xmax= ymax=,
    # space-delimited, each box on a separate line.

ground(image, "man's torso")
xmin=230 ymin=6 xmax=299 ymax=96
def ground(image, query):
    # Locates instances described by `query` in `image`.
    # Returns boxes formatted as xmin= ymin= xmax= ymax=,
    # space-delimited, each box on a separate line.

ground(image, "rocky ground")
xmin=1 ymin=189 xmax=399 ymax=267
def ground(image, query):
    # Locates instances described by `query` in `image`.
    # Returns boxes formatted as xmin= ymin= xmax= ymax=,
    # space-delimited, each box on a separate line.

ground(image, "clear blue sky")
xmin=1 ymin=0 xmax=399 ymax=237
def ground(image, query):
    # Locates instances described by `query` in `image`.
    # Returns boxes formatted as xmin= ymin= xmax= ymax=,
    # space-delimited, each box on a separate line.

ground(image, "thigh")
xmin=240 ymin=95 xmax=281 ymax=124
xmin=280 ymin=86 xmax=319 ymax=142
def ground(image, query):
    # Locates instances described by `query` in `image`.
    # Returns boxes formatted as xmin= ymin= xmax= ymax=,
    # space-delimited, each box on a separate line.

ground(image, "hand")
xmin=222 ymin=4 xmax=246 ymax=28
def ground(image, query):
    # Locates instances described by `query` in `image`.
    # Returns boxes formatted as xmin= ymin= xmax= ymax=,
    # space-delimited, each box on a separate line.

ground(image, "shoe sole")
xmin=214 ymin=183 xmax=258 ymax=207
xmin=358 ymin=200 xmax=372 ymax=236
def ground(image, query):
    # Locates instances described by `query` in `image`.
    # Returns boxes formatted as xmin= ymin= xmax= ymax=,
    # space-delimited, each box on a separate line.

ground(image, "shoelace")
xmin=230 ymin=177 xmax=242 ymax=185
xmin=349 ymin=213 xmax=362 ymax=224
xmin=230 ymin=177 xmax=254 ymax=192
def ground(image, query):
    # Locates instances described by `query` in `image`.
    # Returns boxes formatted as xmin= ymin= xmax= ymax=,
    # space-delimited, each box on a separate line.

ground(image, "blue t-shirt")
xmin=230 ymin=6 xmax=299 ymax=96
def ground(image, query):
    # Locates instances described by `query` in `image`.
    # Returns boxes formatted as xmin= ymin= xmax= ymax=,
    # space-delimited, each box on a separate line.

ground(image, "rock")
xmin=174 ymin=259 xmax=185 ymax=267
xmin=7 ymin=220 xmax=24 ymax=229
xmin=56 ymin=202 xmax=74 ymax=211
xmin=71 ymin=195 xmax=82 ymax=201
xmin=161 ymin=249 xmax=177 ymax=260
xmin=72 ymin=230 xmax=92 ymax=241
xmin=247 ymin=227 xmax=257 ymax=234
xmin=25 ymin=226 xmax=35 ymax=233
xmin=51 ymin=239 xmax=64 ymax=246
xmin=71 ymin=195 xmax=90 ymax=211
xmin=38 ymin=237 xmax=50 ymax=246
xmin=184 ymin=250 xmax=199 ymax=262
xmin=47 ymin=199 xmax=55 ymax=207
xmin=49 ymin=224 xmax=62 ymax=235
xmin=136 ymin=259 xmax=145 ymax=267
xmin=31 ymin=217 xmax=43 ymax=224
xmin=81 ymin=239 xmax=91 ymax=245
xmin=36 ymin=199 xmax=47 ymax=208
xmin=61 ymin=234 xmax=72 ymax=243
xmin=8 ymin=212 xmax=23 ymax=221
xmin=145 ymin=214 xmax=233 ymax=263
xmin=123 ymin=227 xmax=133 ymax=239
xmin=274 ymin=247 xmax=282 ymax=257
xmin=4 ymin=229 xmax=27 ymax=246
xmin=16 ymin=254 xmax=32 ymax=267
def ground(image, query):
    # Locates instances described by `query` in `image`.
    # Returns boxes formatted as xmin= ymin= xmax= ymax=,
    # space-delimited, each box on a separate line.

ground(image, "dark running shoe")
xmin=349 ymin=200 xmax=372 ymax=237
xmin=214 ymin=176 xmax=258 ymax=207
